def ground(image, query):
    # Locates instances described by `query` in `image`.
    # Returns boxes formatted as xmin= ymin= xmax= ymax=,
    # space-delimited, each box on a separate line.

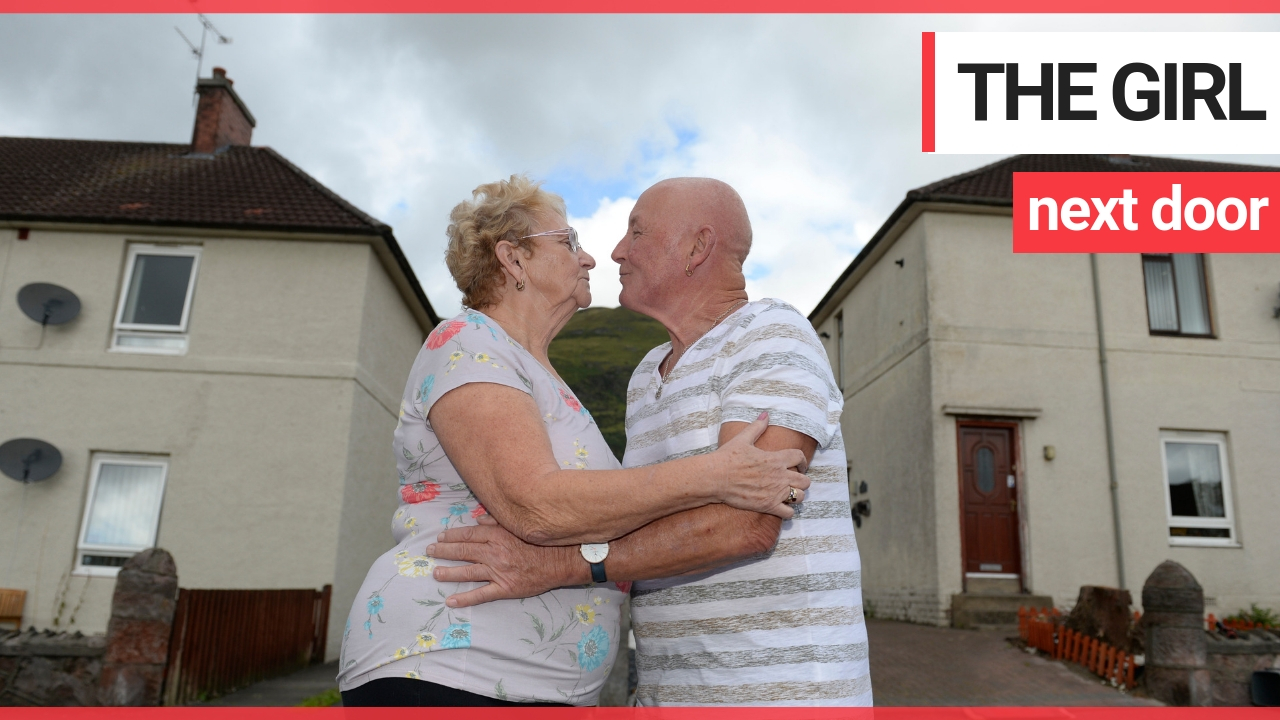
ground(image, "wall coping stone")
xmin=0 ymin=629 xmax=107 ymax=657
xmin=1206 ymin=630 xmax=1280 ymax=655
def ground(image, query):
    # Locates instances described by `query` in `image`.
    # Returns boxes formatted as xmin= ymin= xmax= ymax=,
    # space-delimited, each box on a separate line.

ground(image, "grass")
xmin=297 ymin=687 xmax=341 ymax=707
xmin=548 ymin=306 xmax=669 ymax=458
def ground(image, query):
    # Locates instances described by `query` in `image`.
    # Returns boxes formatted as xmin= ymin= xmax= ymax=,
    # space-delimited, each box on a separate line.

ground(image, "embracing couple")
xmin=335 ymin=176 xmax=871 ymax=707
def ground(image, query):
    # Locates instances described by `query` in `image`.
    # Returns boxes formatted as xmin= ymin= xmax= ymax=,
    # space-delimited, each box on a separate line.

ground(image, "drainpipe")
xmin=1090 ymin=253 xmax=1126 ymax=590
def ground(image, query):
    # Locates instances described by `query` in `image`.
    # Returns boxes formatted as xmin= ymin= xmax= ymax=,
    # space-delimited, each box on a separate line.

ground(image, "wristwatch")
xmin=580 ymin=542 xmax=609 ymax=583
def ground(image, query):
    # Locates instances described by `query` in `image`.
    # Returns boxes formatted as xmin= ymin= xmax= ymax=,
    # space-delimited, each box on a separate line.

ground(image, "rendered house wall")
xmin=817 ymin=217 xmax=944 ymax=625
xmin=924 ymin=214 xmax=1280 ymax=615
xmin=923 ymin=211 xmax=1123 ymax=611
xmin=816 ymin=207 xmax=1280 ymax=623
xmin=0 ymin=227 xmax=424 ymax=646
xmin=330 ymin=251 xmax=427 ymax=662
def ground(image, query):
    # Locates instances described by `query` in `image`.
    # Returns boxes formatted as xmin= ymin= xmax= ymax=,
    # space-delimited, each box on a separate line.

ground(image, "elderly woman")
xmin=336 ymin=175 xmax=808 ymax=707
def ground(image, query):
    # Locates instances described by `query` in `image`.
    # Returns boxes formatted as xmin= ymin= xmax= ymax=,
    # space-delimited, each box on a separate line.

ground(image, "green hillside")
xmin=548 ymin=306 xmax=669 ymax=458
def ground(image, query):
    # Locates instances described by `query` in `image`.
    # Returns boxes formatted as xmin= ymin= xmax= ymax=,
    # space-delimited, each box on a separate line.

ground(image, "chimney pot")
xmin=190 ymin=68 xmax=256 ymax=155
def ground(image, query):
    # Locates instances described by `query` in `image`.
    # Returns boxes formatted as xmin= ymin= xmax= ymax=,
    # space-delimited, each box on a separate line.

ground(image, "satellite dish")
xmin=17 ymin=283 xmax=81 ymax=326
xmin=0 ymin=439 xmax=63 ymax=483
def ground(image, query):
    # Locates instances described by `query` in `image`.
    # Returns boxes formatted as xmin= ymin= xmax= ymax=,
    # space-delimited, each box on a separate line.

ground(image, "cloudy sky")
xmin=3 ymin=15 xmax=1278 ymax=317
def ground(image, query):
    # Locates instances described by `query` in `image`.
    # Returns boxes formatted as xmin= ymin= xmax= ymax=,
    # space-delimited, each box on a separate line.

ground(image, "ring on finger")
xmin=786 ymin=487 xmax=799 ymax=504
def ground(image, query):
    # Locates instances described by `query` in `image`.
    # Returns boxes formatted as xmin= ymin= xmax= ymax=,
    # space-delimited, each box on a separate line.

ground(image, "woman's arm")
xmin=429 ymin=383 xmax=809 ymax=546
xmin=426 ymin=422 xmax=817 ymax=607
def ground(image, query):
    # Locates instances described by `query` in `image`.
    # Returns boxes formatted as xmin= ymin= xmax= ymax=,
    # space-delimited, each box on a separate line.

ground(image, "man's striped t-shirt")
xmin=623 ymin=298 xmax=872 ymax=707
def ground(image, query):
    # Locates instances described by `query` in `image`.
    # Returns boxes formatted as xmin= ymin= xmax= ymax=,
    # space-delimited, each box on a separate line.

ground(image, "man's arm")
xmin=428 ymin=422 xmax=816 ymax=608
xmin=596 ymin=422 xmax=816 ymax=580
xmin=428 ymin=385 xmax=805 ymax=546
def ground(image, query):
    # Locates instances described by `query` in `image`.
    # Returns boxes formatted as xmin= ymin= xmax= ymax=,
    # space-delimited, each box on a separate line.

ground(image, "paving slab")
xmin=199 ymin=661 xmax=339 ymax=707
xmin=867 ymin=619 xmax=1160 ymax=706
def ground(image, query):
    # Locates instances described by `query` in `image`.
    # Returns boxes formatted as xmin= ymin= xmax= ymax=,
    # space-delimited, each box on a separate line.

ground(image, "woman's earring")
xmin=516 ymin=278 xmax=526 ymax=291
xmin=685 ymin=264 xmax=693 ymax=277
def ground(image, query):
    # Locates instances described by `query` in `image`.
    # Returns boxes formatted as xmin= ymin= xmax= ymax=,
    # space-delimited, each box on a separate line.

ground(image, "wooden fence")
xmin=1018 ymin=606 xmax=1138 ymax=690
xmin=161 ymin=585 xmax=331 ymax=705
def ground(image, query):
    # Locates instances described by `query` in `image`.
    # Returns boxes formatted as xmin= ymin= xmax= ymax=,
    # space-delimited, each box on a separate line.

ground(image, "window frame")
xmin=1159 ymin=430 xmax=1238 ymax=548
xmin=111 ymin=244 xmax=201 ymax=355
xmin=74 ymin=453 xmax=170 ymax=577
xmin=1141 ymin=253 xmax=1214 ymax=338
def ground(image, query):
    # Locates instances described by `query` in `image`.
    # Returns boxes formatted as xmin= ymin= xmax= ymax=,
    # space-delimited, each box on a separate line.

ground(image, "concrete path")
xmin=867 ymin=619 xmax=1160 ymax=706
xmin=202 ymin=620 xmax=1159 ymax=707
xmin=200 ymin=661 xmax=339 ymax=707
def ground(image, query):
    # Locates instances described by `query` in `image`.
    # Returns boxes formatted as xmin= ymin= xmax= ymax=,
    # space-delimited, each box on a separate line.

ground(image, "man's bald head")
xmin=639 ymin=177 xmax=753 ymax=265
xmin=612 ymin=176 xmax=753 ymax=321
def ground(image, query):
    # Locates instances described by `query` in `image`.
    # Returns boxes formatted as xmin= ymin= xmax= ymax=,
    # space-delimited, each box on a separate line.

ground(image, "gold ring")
xmin=786 ymin=487 xmax=799 ymax=504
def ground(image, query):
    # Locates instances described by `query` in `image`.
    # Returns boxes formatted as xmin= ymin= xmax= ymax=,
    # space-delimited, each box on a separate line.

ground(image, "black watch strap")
xmin=589 ymin=561 xmax=608 ymax=584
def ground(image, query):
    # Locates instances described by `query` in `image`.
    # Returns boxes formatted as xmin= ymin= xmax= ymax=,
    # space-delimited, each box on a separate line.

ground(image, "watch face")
xmin=580 ymin=542 xmax=609 ymax=563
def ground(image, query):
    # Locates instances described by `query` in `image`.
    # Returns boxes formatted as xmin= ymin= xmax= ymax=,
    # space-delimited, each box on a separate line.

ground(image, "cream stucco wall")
xmin=925 ymin=214 xmax=1280 ymax=616
xmin=817 ymin=217 xmax=946 ymax=625
xmin=818 ymin=206 xmax=1280 ymax=625
xmin=0 ymin=227 xmax=424 ymax=655
xmin=327 ymin=252 xmax=429 ymax=660
xmin=925 ymin=212 xmax=1125 ymax=610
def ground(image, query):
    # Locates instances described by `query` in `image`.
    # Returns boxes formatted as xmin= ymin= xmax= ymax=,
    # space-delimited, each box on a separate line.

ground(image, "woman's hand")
xmin=711 ymin=412 xmax=811 ymax=519
xmin=427 ymin=515 xmax=588 ymax=608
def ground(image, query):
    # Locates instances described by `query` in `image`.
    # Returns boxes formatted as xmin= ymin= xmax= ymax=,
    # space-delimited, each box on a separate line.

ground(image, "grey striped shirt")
xmin=624 ymin=299 xmax=872 ymax=707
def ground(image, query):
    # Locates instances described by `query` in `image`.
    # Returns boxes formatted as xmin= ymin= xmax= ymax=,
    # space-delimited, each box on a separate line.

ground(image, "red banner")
xmin=1014 ymin=172 xmax=1280 ymax=253
xmin=922 ymin=32 xmax=935 ymax=153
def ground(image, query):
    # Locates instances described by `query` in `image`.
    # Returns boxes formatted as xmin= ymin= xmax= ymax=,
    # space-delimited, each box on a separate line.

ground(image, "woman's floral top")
xmin=336 ymin=310 xmax=625 ymax=705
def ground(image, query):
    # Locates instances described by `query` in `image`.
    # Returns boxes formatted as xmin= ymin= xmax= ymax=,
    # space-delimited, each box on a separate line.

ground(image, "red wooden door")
xmin=959 ymin=425 xmax=1021 ymax=576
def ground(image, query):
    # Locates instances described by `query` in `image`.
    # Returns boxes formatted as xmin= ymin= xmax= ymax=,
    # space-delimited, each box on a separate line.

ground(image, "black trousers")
xmin=341 ymin=677 xmax=572 ymax=707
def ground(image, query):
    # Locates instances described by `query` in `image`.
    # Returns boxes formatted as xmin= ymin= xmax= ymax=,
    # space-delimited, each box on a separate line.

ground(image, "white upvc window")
xmin=75 ymin=454 xmax=169 ymax=576
xmin=1160 ymin=431 xmax=1237 ymax=547
xmin=111 ymin=244 xmax=201 ymax=355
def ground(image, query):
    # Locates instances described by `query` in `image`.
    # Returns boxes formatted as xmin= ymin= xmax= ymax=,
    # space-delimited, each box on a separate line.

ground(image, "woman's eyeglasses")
xmin=518 ymin=227 xmax=580 ymax=254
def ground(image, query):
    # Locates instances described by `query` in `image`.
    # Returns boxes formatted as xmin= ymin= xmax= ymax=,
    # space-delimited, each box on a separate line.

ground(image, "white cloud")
xmin=630 ymin=124 xmax=872 ymax=312
xmin=570 ymin=196 xmax=636 ymax=309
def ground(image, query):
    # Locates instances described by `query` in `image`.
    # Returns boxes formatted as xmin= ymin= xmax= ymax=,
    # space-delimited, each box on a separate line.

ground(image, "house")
xmin=0 ymin=68 xmax=438 ymax=659
xmin=809 ymin=154 xmax=1280 ymax=626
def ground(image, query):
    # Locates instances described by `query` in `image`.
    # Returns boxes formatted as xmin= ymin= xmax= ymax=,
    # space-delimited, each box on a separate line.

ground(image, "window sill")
xmin=111 ymin=331 xmax=188 ymax=355
xmin=1168 ymin=537 xmax=1240 ymax=548
xmin=1148 ymin=332 xmax=1217 ymax=340
xmin=72 ymin=565 xmax=123 ymax=578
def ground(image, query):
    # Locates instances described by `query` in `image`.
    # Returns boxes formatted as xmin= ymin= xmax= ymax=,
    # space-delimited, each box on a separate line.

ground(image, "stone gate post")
xmin=1142 ymin=560 xmax=1211 ymax=706
xmin=96 ymin=549 xmax=178 ymax=706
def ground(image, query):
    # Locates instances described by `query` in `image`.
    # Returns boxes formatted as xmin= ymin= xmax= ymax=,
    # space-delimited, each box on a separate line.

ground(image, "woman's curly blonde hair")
xmin=445 ymin=175 xmax=567 ymax=309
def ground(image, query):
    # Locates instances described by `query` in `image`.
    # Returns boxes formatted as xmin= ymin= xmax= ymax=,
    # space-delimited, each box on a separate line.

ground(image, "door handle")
xmin=1010 ymin=500 xmax=1017 ymax=512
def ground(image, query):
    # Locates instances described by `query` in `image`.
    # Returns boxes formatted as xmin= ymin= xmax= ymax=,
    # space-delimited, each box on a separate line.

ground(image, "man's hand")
xmin=427 ymin=515 xmax=588 ymax=608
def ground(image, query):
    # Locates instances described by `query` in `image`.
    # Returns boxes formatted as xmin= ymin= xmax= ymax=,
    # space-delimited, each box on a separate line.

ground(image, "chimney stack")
xmin=191 ymin=67 xmax=256 ymax=155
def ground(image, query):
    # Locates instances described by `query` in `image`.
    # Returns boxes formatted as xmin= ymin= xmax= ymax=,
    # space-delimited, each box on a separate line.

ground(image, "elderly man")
xmin=428 ymin=178 xmax=871 ymax=706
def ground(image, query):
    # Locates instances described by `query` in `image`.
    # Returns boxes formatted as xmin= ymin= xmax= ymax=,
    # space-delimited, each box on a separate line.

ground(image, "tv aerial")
xmin=17 ymin=283 xmax=81 ymax=327
xmin=176 ymin=14 xmax=233 ymax=102
xmin=0 ymin=439 xmax=63 ymax=483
